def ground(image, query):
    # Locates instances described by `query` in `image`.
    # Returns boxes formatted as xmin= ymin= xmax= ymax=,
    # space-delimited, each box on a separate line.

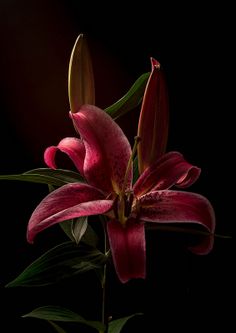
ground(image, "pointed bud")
xmin=137 ymin=58 xmax=169 ymax=174
xmin=68 ymin=34 xmax=95 ymax=113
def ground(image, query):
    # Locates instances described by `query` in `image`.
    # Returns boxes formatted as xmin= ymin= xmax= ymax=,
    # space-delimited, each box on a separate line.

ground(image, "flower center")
xmin=106 ymin=137 xmax=141 ymax=227
xmin=114 ymin=192 xmax=134 ymax=227
xmin=116 ymin=136 xmax=141 ymax=227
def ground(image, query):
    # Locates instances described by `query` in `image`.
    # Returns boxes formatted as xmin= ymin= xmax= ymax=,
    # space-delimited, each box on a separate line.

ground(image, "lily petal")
xmin=137 ymin=58 xmax=169 ymax=174
xmin=68 ymin=34 xmax=95 ymax=113
xmin=107 ymin=219 xmax=146 ymax=283
xmin=44 ymin=137 xmax=85 ymax=175
xmin=134 ymin=152 xmax=200 ymax=197
xmin=27 ymin=183 xmax=112 ymax=243
xmin=71 ymin=105 xmax=132 ymax=194
xmin=139 ymin=190 xmax=215 ymax=254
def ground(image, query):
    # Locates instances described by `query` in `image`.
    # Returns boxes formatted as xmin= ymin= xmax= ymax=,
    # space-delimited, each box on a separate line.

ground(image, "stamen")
xmin=118 ymin=195 xmax=126 ymax=227
xmin=121 ymin=136 xmax=141 ymax=194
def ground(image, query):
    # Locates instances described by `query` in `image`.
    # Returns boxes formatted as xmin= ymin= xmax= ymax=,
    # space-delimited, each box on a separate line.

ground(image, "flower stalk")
xmin=101 ymin=219 xmax=109 ymax=333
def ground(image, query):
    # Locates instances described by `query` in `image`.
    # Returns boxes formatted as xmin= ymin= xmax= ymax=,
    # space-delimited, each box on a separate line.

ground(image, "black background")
xmin=0 ymin=1 xmax=233 ymax=332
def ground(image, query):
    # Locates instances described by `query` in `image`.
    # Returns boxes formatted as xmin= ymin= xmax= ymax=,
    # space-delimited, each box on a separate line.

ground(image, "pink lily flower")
xmin=27 ymin=103 xmax=215 ymax=283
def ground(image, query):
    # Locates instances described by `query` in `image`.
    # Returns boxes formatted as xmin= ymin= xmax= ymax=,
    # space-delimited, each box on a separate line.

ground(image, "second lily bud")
xmin=68 ymin=34 xmax=95 ymax=113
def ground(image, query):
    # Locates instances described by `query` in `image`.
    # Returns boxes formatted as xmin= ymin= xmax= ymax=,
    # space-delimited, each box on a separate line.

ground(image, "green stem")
xmin=101 ymin=219 xmax=109 ymax=333
xmin=102 ymin=264 xmax=108 ymax=332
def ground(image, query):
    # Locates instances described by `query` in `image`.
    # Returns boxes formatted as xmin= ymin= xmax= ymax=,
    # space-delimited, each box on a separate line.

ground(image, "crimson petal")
xmin=27 ymin=183 xmax=112 ymax=243
xmin=139 ymin=190 xmax=215 ymax=254
xmin=71 ymin=105 xmax=132 ymax=194
xmin=137 ymin=58 xmax=169 ymax=173
xmin=134 ymin=152 xmax=200 ymax=197
xmin=44 ymin=137 xmax=85 ymax=175
xmin=107 ymin=219 xmax=146 ymax=283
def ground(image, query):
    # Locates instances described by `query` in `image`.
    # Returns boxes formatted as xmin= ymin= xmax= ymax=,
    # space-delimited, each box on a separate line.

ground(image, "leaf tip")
xmin=4 ymin=279 xmax=19 ymax=288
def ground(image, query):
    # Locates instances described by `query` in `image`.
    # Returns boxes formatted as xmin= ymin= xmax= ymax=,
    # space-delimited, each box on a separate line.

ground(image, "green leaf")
xmin=48 ymin=321 xmax=68 ymax=333
xmin=6 ymin=241 xmax=107 ymax=287
xmin=59 ymin=220 xmax=75 ymax=242
xmin=132 ymin=155 xmax=139 ymax=183
xmin=80 ymin=223 xmax=99 ymax=247
xmin=60 ymin=220 xmax=99 ymax=246
xmin=0 ymin=168 xmax=84 ymax=186
xmin=105 ymin=72 xmax=149 ymax=119
xmin=72 ymin=216 xmax=88 ymax=244
xmin=108 ymin=313 xmax=143 ymax=333
xmin=23 ymin=305 xmax=105 ymax=332
xmin=59 ymin=217 xmax=88 ymax=244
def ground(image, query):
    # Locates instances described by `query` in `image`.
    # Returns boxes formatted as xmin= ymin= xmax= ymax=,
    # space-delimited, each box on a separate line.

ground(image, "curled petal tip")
xmin=71 ymin=105 xmax=132 ymax=194
xmin=44 ymin=138 xmax=85 ymax=175
xmin=26 ymin=232 xmax=33 ymax=244
xmin=140 ymin=190 xmax=215 ymax=255
xmin=134 ymin=152 xmax=201 ymax=196
xmin=44 ymin=146 xmax=57 ymax=169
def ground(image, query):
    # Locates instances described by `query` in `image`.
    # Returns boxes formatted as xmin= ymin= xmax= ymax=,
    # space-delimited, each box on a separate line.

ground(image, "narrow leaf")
xmin=6 ymin=242 xmax=107 ymax=287
xmin=105 ymin=72 xmax=149 ymax=119
xmin=48 ymin=321 xmax=68 ymax=333
xmin=60 ymin=220 xmax=99 ymax=246
xmin=0 ymin=168 xmax=84 ymax=186
xmin=59 ymin=220 xmax=75 ymax=241
xmin=80 ymin=223 xmax=99 ymax=247
xmin=72 ymin=216 xmax=88 ymax=244
xmin=132 ymin=155 xmax=139 ymax=183
xmin=108 ymin=313 xmax=143 ymax=333
xmin=68 ymin=34 xmax=95 ymax=113
xmin=60 ymin=217 xmax=88 ymax=243
xmin=23 ymin=306 xmax=105 ymax=332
